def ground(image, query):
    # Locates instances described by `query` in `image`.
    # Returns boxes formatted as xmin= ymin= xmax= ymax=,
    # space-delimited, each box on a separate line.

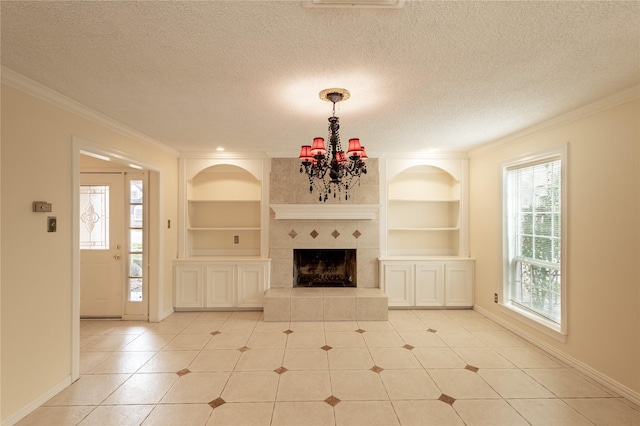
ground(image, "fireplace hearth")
xmin=293 ymin=249 xmax=357 ymax=287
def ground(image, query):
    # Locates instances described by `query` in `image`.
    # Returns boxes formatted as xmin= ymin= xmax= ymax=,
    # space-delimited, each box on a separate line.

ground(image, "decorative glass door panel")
xmin=80 ymin=185 xmax=110 ymax=250
xmin=80 ymin=173 xmax=124 ymax=317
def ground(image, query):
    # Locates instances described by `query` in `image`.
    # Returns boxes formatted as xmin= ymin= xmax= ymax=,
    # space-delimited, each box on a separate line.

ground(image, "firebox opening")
xmin=294 ymin=249 xmax=357 ymax=287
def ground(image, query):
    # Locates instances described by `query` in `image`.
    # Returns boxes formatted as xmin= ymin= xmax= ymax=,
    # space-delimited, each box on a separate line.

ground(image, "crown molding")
xmin=469 ymin=84 xmax=640 ymax=158
xmin=1 ymin=66 xmax=179 ymax=157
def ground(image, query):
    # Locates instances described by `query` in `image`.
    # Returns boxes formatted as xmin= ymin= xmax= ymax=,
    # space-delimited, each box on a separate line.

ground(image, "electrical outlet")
xmin=494 ymin=293 xmax=498 ymax=303
xmin=234 ymin=235 xmax=239 ymax=244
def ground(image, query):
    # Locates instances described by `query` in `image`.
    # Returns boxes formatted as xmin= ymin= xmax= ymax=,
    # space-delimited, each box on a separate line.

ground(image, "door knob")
xmin=114 ymin=254 xmax=121 ymax=260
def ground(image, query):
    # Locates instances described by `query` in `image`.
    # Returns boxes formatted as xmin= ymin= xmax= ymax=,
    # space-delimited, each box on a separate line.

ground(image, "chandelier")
xmin=299 ymin=88 xmax=368 ymax=202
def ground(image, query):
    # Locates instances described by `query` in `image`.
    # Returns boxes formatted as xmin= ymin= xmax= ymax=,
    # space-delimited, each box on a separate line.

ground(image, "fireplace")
xmin=293 ymin=249 xmax=357 ymax=287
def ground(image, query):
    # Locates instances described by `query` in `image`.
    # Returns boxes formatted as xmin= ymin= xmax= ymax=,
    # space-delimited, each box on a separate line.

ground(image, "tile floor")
xmin=17 ymin=309 xmax=640 ymax=426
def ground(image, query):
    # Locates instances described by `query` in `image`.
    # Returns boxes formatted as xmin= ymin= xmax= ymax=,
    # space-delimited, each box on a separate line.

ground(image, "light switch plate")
xmin=47 ymin=216 xmax=57 ymax=232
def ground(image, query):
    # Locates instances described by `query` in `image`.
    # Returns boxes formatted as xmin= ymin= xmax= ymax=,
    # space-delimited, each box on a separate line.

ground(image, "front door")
xmin=80 ymin=173 xmax=124 ymax=317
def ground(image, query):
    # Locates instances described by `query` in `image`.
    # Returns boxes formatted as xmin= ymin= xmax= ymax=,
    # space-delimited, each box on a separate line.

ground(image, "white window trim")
xmin=500 ymin=145 xmax=568 ymax=342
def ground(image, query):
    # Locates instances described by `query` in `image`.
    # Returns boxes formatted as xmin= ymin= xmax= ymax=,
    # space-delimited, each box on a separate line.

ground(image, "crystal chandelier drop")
xmin=299 ymin=88 xmax=368 ymax=202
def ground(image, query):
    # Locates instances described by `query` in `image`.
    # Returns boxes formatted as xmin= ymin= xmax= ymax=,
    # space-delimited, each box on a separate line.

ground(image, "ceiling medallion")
xmin=298 ymin=88 xmax=368 ymax=202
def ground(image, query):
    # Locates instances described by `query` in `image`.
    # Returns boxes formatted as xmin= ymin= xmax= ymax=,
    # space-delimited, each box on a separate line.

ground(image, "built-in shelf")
xmin=386 ymin=163 xmax=463 ymax=257
xmin=182 ymin=163 xmax=264 ymax=257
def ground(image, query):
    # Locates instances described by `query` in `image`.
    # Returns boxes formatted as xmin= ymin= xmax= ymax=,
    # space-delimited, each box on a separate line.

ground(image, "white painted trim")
xmin=2 ymin=376 xmax=72 ymax=426
xmin=474 ymin=305 xmax=640 ymax=406
xmin=160 ymin=307 xmax=175 ymax=322
xmin=1 ymin=66 xmax=178 ymax=157
xmin=270 ymin=204 xmax=380 ymax=220
xmin=469 ymin=84 xmax=640 ymax=158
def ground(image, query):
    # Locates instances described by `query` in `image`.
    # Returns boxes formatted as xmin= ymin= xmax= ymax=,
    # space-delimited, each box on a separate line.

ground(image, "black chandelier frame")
xmin=299 ymin=89 xmax=367 ymax=202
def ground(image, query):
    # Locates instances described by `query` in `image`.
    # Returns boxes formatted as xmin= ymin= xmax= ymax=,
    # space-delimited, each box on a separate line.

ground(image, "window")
xmin=79 ymin=185 xmax=110 ymax=250
xmin=503 ymin=147 xmax=566 ymax=336
xmin=128 ymin=179 xmax=144 ymax=302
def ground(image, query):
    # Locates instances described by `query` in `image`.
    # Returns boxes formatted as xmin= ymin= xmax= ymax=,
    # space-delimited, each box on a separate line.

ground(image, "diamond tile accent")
xmin=465 ymin=364 xmax=479 ymax=373
xmin=355 ymin=329 xmax=366 ymax=334
xmin=352 ymin=230 xmax=362 ymax=239
xmin=325 ymin=395 xmax=341 ymax=407
xmin=210 ymin=331 xmax=221 ymax=336
xmin=439 ymin=394 xmax=456 ymax=405
xmin=209 ymin=397 xmax=226 ymax=409
xmin=288 ymin=230 xmax=298 ymax=239
xmin=176 ymin=368 xmax=191 ymax=377
xmin=321 ymin=345 xmax=333 ymax=351
xmin=283 ymin=329 xmax=294 ymax=334
xmin=238 ymin=346 xmax=250 ymax=352
xmin=403 ymin=344 xmax=415 ymax=350
xmin=370 ymin=365 xmax=384 ymax=373
xmin=427 ymin=328 xmax=437 ymax=333
xmin=331 ymin=229 xmax=340 ymax=239
xmin=274 ymin=366 xmax=288 ymax=375
xmin=310 ymin=230 xmax=319 ymax=239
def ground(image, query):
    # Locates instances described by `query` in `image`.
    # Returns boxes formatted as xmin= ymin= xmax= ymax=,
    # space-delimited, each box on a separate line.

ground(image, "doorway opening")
xmin=72 ymin=137 xmax=165 ymax=381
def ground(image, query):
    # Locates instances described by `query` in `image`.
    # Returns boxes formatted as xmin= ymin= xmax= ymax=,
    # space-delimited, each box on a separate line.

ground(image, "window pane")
xmin=130 ymin=180 xmax=143 ymax=204
xmin=520 ymin=212 xmax=533 ymax=235
xmin=129 ymin=254 xmax=142 ymax=277
xmin=130 ymin=229 xmax=143 ymax=252
xmin=129 ymin=278 xmax=142 ymax=302
xmin=511 ymin=259 xmax=561 ymax=323
xmin=80 ymin=185 xmax=109 ymax=250
xmin=130 ymin=205 xmax=143 ymax=228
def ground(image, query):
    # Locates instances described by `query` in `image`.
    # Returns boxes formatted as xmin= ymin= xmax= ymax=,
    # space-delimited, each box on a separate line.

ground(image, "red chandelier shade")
xmin=310 ymin=137 xmax=327 ymax=155
xmin=359 ymin=146 xmax=368 ymax=160
xmin=347 ymin=138 xmax=363 ymax=156
xmin=298 ymin=145 xmax=313 ymax=161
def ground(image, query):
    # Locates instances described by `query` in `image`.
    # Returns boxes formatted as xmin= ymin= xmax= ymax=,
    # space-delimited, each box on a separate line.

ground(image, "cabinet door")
xmin=205 ymin=264 xmax=235 ymax=308
xmin=174 ymin=264 xmax=203 ymax=308
xmin=415 ymin=262 xmax=445 ymax=306
xmin=444 ymin=261 xmax=474 ymax=307
xmin=382 ymin=262 xmax=414 ymax=306
xmin=237 ymin=263 xmax=265 ymax=308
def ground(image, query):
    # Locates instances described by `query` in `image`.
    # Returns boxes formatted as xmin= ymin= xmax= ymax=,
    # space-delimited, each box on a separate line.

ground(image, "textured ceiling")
xmin=2 ymin=1 xmax=639 ymax=156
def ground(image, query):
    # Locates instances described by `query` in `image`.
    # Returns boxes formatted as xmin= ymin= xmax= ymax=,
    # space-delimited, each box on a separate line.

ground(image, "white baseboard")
xmin=159 ymin=307 xmax=175 ymax=322
xmin=2 ymin=376 xmax=73 ymax=426
xmin=473 ymin=304 xmax=640 ymax=406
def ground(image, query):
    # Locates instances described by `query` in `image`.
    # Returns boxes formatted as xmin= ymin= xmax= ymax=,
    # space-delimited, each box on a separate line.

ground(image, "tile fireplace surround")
xmin=266 ymin=158 xmax=387 ymax=321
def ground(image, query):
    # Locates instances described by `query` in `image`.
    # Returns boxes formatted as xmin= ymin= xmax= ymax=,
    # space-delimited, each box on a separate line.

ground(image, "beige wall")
xmin=1 ymin=83 xmax=179 ymax=422
xmin=469 ymin=99 xmax=640 ymax=395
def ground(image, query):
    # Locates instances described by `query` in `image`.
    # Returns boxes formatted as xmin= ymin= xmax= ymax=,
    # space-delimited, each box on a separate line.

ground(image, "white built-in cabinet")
xmin=174 ymin=156 xmax=270 ymax=310
xmin=174 ymin=260 xmax=269 ymax=309
xmin=380 ymin=157 xmax=474 ymax=307
xmin=380 ymin=259 xmax=474 ymax=307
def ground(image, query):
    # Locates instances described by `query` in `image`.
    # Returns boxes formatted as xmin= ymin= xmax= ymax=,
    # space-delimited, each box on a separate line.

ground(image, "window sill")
xmin=499 ymin=302 xmax=567 ymax=343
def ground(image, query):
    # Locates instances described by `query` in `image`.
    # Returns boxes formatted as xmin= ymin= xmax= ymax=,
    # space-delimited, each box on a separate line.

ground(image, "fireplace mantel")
xmin=270 ymin=204 xmax=379 ymax=220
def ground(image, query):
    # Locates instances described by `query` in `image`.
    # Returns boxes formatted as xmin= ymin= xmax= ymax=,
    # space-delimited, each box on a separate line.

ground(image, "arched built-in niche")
xmin=187 ymin=164 xmax=262 ymax=256
xmin=387 ymin=164 xmax=461 ymax=256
